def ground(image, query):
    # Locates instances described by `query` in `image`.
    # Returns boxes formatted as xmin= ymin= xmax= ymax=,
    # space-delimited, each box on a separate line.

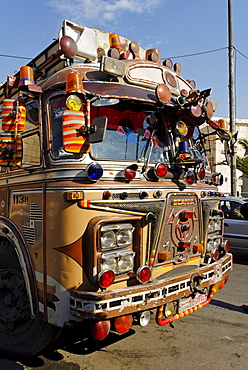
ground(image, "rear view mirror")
xmin=89 ymin=117 xmax=107 ymax=143
xmin=2 ymin=99 xmax=26 ymax=132
xmin=62 ymin=110 xmax=90 ymax=154
xmin=0 ymin=133 xmax=22 ymax=167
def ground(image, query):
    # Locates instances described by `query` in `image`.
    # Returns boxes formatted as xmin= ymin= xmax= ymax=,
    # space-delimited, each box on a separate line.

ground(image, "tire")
xmin=0 ymin=239 xmax=60 ymax=357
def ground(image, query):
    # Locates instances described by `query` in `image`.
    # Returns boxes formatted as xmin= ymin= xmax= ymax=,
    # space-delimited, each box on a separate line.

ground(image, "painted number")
xmin=13 ymin=194 xmax=29 ymax=204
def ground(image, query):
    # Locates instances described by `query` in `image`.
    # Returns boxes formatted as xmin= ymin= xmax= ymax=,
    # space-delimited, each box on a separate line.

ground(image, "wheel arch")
xmin=0 ymin=216 xmax=39 ymax=318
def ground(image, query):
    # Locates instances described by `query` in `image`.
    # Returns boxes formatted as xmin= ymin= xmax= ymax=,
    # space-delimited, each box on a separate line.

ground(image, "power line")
xmin=163 ymin=47 xmax=228 ymax=59
xmin=0 ymin=53 xmax=31 ymax=60
xmin=235 ymin=47 xmax=248 ymax=60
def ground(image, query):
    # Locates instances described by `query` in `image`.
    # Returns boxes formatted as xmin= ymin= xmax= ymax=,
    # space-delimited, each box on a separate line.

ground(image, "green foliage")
xmin=236 ymin=139 xmax=248 ymax=178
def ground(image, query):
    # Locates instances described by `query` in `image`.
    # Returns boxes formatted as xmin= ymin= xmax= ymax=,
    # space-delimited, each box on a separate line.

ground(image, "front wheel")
xmin=0 ymin=239 xmax=59 ymax=357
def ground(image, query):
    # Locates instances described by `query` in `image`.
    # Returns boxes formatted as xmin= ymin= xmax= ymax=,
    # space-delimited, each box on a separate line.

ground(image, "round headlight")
xmin=214 ymin=238 xmax=221 ymax=249
xmin=101 ymin=230 xmax=116 ymax=249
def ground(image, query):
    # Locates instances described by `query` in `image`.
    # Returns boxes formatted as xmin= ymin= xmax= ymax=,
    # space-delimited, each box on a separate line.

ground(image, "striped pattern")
xmin=2 ymin=99 xmax=25 ymax=132
xmin=0 ymin=133 xmax=22 ymax=167
xmin=62 ymin=110 xmax=90 ymax=153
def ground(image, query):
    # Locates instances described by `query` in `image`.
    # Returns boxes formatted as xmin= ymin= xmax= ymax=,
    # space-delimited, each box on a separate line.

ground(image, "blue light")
xmin=86 ymin=163 xmax=103 ymax=181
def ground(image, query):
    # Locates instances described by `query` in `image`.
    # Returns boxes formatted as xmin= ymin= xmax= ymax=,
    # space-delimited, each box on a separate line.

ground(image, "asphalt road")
xmin=1 ymin=255 xmax=248 ymax=370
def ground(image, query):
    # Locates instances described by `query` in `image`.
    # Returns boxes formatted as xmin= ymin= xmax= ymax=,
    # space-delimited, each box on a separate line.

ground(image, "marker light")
xmin=103 ymin=191 xmax=112 ymax=200
xmin=164 ymin=302 xmax=176 ymax=317
xmin=206 ymin=101 xmax=214 ymax=118
xmin=90 ymin=320 xmax=110 ymax=341
xmin=60 ymin=35 xmax=77 ymax=57
xmin=66 ymin=72 xmax=84 ymax=94
xmin=137 ymin=311 xmax=151 ymax=327
xmin=185 ymin=170 xmax=195 ymax=185
xmin=178 ymin=141 xmax=189 ymax=153
xmin=163 ymin=59 xmax=173 ymax=69
xmin=198 ymin=167 xmax=206 ymax=180
xmin=165 ymin=72 xmax=177 ymax=88
xmin=190 ymin=104 xmax=202 ymax=117
xmin=19 ymin=66 xmax=35 ymax=86
xmin=98 ymin=270 xmax=115 ymax=288
xmin=66 ymin=95 xmax=83 ymax=111
xmin=124 ymin=168 xmax=136 ymax=180
xmin=213 ymin=248 xmax=219 ymax=261
xmin=218 ymin=118 xmax=228 ymax=129
xmin=211 ymin=173 xmax=224 ymax=186
xmin=176 ymin=121 xmax=188 ymax=137
xmin=140 ymin=191 xmax=148 ymax=199
xmin=222 ymin=240 xmax=230 ymax=252
xmin=174 ymin=62 xmax=182 ymax=73
xmin=113 ymin=315 xmax=133 ymax=334
xmin=137 ymin=266 xmax=151 ymax=283
xmin=109 ymin=33 xmax=123 ymax=52
xmin=146 ymin=49 xmax=160 ymax=63
xmin=86 ymin=163 xmax=103 ymax=181
xmin=155 ymin=83 xmax=171 ymax=104
xmin=154 ymin=163 xmax=168 ymax=178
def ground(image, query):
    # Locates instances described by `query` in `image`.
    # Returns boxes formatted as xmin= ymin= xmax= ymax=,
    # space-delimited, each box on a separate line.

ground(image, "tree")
xmin=236 ymin=139 xmax=248 ymax=177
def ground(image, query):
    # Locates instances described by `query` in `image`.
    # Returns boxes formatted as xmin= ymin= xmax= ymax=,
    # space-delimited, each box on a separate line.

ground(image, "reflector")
xmin=137 ymin=266 xmax=151 ymax=283
xmin=113 ymin=315 xmax=133 ymax=333
xmin=155 ymin=83 xmax=171 ymax=104
xmin=98 ymin=270 xmax=115 ymax=288
xmin=90 ymin=320 xmax=110 ymax=341
xmin=60 ymin=35 xmax=77 ymax=57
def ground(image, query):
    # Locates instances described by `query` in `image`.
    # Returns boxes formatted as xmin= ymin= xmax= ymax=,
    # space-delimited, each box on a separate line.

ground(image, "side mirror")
xmin=2 ymin=99 xmax=26 ymax=132
xmin=62 ymin=111 xmax=107 ymax=153
xmin=0 ymin=133 xmax=22 ymax=167
xmin=62 ymin=110 xmax=90 ymax=154
xmin=89 ymin=117 xmax=107 ymax=143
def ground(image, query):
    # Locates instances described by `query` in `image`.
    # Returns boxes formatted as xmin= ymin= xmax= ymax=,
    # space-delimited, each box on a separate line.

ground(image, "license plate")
xmin=178 ymin=293 xmax=208 ymax=313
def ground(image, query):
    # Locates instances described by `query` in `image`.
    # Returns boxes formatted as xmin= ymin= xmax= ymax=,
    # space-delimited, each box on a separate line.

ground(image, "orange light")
xmin=65 ymin=72 xmax=84 ymax=94
xmin=64 ymin=191 xmax=84 ymax=201
xmin=112 ymin=315 xmax=133 ymax=334
xmin=158 ymin=251 xmax=171 ymax=261
xmin=19 ymin=66 xmax=35 ymax=86
xmin=109 ymin=33 xmax=123 ymax=52
xmin=218 ymin=118 xmax=228 ymax=130
xmin=193 ymin=244 xmax=204 ymax=253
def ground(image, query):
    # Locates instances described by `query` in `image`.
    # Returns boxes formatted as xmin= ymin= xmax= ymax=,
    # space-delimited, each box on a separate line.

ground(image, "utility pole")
xmin=228 ymin=0 xmax=237 ymax=196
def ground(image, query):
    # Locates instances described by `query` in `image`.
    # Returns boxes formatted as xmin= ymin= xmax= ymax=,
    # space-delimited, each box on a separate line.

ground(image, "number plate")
xmin=179 ymin=293 xmax=208 ymax=313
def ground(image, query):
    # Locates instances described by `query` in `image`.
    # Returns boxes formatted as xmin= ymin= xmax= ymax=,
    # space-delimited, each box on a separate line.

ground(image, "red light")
xmin=213 ymin=248 xmax=219 ymax=261
xmin=181 ymin=211 xmax=194 ymax=219
xmin=98 ymin=270 xmax=115 ymax=288
xmin=124 ymin=168 xmax=136 ymax=180
xmin=190 ymin=105 xmax=202 ymax=117
xmin=112 ymin=315 xmax=133 ymax=333
xmin=103 ymin=191 xmax=112 ymax=200
xmin=137 ymin=266 xmax=151 ymax=283
xmin=224 ymin=240 xmax=230 ymax=252
xmin=90 ymin=320 xmax=110 ymax=341
xmin=198 ymin=167 xmax=205 ymax=180
xmin=155 ymin=163 xmax=168 ymax=178
xmin=179 ymin=242 xmax=191 ymax=249
xmin=60 ymin=35 xmax=77 ymax=57
xmin=185 ymin=170 xmax=195 ymax=185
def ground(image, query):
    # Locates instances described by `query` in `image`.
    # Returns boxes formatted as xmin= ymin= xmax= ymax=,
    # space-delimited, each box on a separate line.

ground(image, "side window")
xmin=221 ymin=200 xmax=244 ymax=220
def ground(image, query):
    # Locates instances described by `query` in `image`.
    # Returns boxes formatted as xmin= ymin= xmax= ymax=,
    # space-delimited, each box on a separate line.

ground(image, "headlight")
xmin=206 ymin=238 xmax=214 ymax=252
xmin=100 ymin=223 xmax=134 ymax=249
xmin=101 ymin=250 xmax=135 ymax=274
xmin=101 ymin=229 xmax=116 ymax=249
xmin=214 ymin=238 xmax=221 ymax=249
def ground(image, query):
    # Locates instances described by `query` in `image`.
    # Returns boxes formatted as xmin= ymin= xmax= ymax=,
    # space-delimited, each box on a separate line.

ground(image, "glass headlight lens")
xmin=207 ymin=239 xmax=214 ymax=252
xmin=214 ymin=238 xmax=221 ymax=249
xmin=118 ymin=252 xmax=135 ymax=273
xmin=101 ymin=255 xmax=118 ymax=273
xmin=214 ymin=218 xmax=222 ymax=230
xmin=208 ymin=219 xmax=215 ymax=232
xmin=100 ymin=223 xmax=134 ymax=249
xmin=101 ymin=229 xmax=116 ymax=249
xmin=101 ymin=251 xmax=135 ymax=274
xmin=116 ymin=226 xmax=134 ymax=247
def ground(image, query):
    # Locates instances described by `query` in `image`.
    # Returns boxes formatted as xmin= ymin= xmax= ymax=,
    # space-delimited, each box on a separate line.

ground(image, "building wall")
xmin=209 ymin=117 xmax=248 ymax=197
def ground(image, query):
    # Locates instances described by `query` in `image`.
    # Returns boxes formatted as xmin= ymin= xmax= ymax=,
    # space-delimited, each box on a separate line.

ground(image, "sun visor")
xmin=60 ymin=20 xmax=98 ymax=61
xmin=82 ymin=81 xmax=157 ymax=103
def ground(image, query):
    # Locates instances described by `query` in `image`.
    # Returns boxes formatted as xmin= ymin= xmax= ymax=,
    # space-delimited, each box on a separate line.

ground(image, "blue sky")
xmin=1 ymin=0 xmax=248 ymax=119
